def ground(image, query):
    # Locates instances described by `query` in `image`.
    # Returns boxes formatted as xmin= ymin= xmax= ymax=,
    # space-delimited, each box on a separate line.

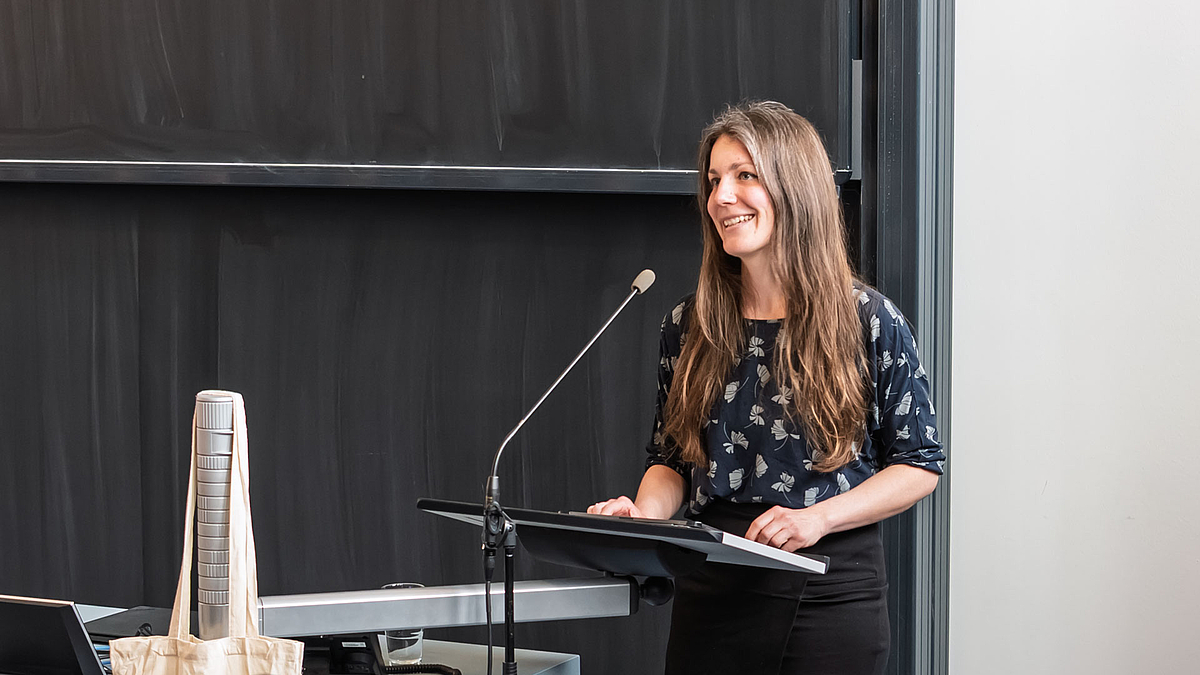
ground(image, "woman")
xmin=588 ymin=101 xmax=945 ymax=675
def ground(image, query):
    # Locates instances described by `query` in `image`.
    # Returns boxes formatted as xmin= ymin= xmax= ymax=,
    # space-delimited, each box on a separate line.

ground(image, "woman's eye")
xmin=709 ymin=177 xmax=720 ymax=187
xmin=739 ymin=171 xmax=757 ymax=180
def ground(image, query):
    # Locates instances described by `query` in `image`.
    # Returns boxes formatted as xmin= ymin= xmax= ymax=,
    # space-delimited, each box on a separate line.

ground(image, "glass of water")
xmin=381 ymin=582 xmax=424 ymax=665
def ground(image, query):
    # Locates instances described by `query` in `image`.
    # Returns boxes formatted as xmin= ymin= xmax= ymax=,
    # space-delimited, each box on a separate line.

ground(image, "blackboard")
xmin=0 ymin=0 xmax=853 ymax=192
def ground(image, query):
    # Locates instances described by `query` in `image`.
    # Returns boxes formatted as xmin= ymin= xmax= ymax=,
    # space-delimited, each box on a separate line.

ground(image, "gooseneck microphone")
xmin=485 ymin=268 xmax=656 ymax=501
xmin=480 ymin=268 xmax=655 ymax=675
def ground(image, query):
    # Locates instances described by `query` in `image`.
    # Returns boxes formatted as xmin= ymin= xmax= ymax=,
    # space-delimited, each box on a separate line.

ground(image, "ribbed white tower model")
xmin=194 ymin=391 xmax=234 ymax=639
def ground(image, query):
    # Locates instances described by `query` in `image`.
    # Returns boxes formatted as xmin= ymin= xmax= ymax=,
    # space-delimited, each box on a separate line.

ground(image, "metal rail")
xmin=257 ymin=577 xmax=637 ymax=637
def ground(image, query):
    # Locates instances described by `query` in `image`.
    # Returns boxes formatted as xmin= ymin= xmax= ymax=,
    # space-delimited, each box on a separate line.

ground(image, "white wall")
xmin=951 ymin=2 xmax=1200 ymax=673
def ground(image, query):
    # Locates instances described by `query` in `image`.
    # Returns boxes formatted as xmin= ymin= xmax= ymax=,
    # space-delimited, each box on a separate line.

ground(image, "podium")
xmin=417 ymin=498 xmax=829 ymax=578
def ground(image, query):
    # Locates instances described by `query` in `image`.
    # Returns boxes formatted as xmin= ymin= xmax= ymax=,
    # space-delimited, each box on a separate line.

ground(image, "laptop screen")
xmin=0 ymin=595 xmax=106 ymax=675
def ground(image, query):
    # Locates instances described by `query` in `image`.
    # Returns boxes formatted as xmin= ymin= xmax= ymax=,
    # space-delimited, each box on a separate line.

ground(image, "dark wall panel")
xmin=0 ymin=197 xmax=144 ymax=606
xmin=135 ymin=207 xmax=223 ymax=603
xmin=0 ymin=0 xmax=851 ymax=172
xmin=0 ymin=181 xmax=702 ymax=673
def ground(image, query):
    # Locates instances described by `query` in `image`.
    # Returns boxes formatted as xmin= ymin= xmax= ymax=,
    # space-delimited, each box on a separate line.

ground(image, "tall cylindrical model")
xmin=194 ymin=391 xmax=234 ymax=639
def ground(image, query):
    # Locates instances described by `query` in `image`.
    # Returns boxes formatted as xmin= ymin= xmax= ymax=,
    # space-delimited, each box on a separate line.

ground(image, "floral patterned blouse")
xmin=645 ymin=287 xmax=945 ymax=516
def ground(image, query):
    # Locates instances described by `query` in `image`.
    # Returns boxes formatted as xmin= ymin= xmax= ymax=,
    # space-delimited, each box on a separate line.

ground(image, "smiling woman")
xmin=588 ymin=101 xmax=944 ymax=675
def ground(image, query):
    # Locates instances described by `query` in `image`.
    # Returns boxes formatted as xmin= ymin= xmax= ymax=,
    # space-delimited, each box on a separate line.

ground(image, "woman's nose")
xmin=714 ymin=180 xmax=737 ymax=205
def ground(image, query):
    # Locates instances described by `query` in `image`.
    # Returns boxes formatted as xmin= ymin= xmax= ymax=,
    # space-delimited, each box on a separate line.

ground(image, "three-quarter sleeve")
xmin=645 ymin=298 xmax=692 ymax=487
xmin=860 ymin=291 xmax=946 ymax=474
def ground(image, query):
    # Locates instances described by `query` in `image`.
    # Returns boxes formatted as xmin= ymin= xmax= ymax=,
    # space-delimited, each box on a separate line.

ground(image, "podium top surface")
xmin=418 ymin=498 xmax=827 ymax=575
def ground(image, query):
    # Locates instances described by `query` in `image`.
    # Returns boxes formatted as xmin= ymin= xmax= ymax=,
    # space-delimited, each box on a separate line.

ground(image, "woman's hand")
xmin=586 ymin=495 xmax=650 ymax=518
xmin=586 ymin=465 xmax=687 ymax=520
xmin=745 ymin=505 xmax=831 ymax=552
xmin=745 ymin=465 xmax=939 ymax=551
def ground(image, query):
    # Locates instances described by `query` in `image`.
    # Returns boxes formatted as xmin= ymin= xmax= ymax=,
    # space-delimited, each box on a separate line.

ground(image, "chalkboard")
xmin=0 ymin=1 xmax=853 ymax=192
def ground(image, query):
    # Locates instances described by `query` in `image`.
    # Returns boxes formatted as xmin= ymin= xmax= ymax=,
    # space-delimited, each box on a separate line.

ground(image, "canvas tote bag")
xmin=111 ymin=392 xmax=303 ymax=674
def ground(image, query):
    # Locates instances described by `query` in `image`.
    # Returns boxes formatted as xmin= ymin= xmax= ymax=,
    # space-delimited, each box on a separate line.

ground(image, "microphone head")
xmin=631 ymin=269 xmax=656 ymax=294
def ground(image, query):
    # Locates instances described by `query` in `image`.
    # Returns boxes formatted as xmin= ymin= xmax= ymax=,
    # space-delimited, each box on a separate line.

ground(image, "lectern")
xmin=418 ymin=498 xmax=829 ymax=578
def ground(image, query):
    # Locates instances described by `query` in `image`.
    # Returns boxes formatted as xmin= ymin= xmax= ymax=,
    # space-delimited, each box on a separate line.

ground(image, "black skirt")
xmin=664 ymin=500 xmax=890 ymax=675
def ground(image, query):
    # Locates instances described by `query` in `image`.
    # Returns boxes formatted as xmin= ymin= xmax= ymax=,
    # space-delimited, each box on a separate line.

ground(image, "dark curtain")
xmin=0 ymin=181 xmax=702 ymax=674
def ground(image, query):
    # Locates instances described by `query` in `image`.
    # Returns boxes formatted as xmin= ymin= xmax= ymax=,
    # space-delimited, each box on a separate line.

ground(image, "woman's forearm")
xmin=808 ymin=464 xmax=940 ymax=534
xmin=634 ymin=464 xmax=688 ymax=520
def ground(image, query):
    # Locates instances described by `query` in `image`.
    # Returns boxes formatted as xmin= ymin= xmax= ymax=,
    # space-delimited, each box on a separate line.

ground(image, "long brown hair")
xmin=663 ymin=101 xmax=869 ymax=473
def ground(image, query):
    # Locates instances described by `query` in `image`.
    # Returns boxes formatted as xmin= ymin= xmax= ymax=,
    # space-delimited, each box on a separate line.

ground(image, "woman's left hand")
xmin=745 ymin=505 xmax=831 ymax=552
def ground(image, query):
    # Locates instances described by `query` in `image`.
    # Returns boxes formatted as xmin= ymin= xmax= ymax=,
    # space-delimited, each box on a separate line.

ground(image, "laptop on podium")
xmin=0 ymin=594 xmax=106 ymax=675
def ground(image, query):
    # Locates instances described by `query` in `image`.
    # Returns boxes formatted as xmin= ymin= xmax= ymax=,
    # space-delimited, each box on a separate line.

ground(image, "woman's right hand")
xmin=586 ymin=495 xmax=649 ymax=518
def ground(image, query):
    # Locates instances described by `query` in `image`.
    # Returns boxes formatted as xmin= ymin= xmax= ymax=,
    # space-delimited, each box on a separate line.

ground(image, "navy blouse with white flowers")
xmin=645 ymin=287 xmax=945 ymax=516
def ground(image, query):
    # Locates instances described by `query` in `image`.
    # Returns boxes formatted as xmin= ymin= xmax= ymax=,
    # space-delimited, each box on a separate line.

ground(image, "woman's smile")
xmin=722 ymin=214 xmax=756 ymax=228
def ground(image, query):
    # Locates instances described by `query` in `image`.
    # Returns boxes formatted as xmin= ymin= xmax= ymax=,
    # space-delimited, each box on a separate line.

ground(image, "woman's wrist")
xmin=803 ymin=501 xmax=836 ymax=538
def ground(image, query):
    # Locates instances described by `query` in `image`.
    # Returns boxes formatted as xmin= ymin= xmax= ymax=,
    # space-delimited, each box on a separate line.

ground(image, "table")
xmin=78 ymin=605 xmax=579 ymax=675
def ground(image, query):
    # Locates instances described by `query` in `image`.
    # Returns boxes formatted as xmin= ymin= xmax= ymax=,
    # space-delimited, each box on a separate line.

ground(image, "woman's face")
xmin=706 ymin=134 xmax=775 ymax=263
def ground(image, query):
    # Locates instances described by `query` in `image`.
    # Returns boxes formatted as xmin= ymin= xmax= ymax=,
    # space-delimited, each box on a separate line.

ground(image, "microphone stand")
xmin=481 ymin=491 xmax=515 ymax=675
xmin=481 ymin=270 xmax=655 ymax=675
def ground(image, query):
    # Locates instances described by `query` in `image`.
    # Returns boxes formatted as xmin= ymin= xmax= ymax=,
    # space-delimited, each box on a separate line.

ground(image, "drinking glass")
xmin=381 ymin=582 xmax=424 ymax=665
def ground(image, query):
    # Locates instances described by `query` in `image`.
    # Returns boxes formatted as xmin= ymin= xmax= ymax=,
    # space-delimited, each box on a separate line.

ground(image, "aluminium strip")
xmin=257 ymin=577 xmax=637 ymax=638
xmin=0 ymin=160 xmax=697 ymax=194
